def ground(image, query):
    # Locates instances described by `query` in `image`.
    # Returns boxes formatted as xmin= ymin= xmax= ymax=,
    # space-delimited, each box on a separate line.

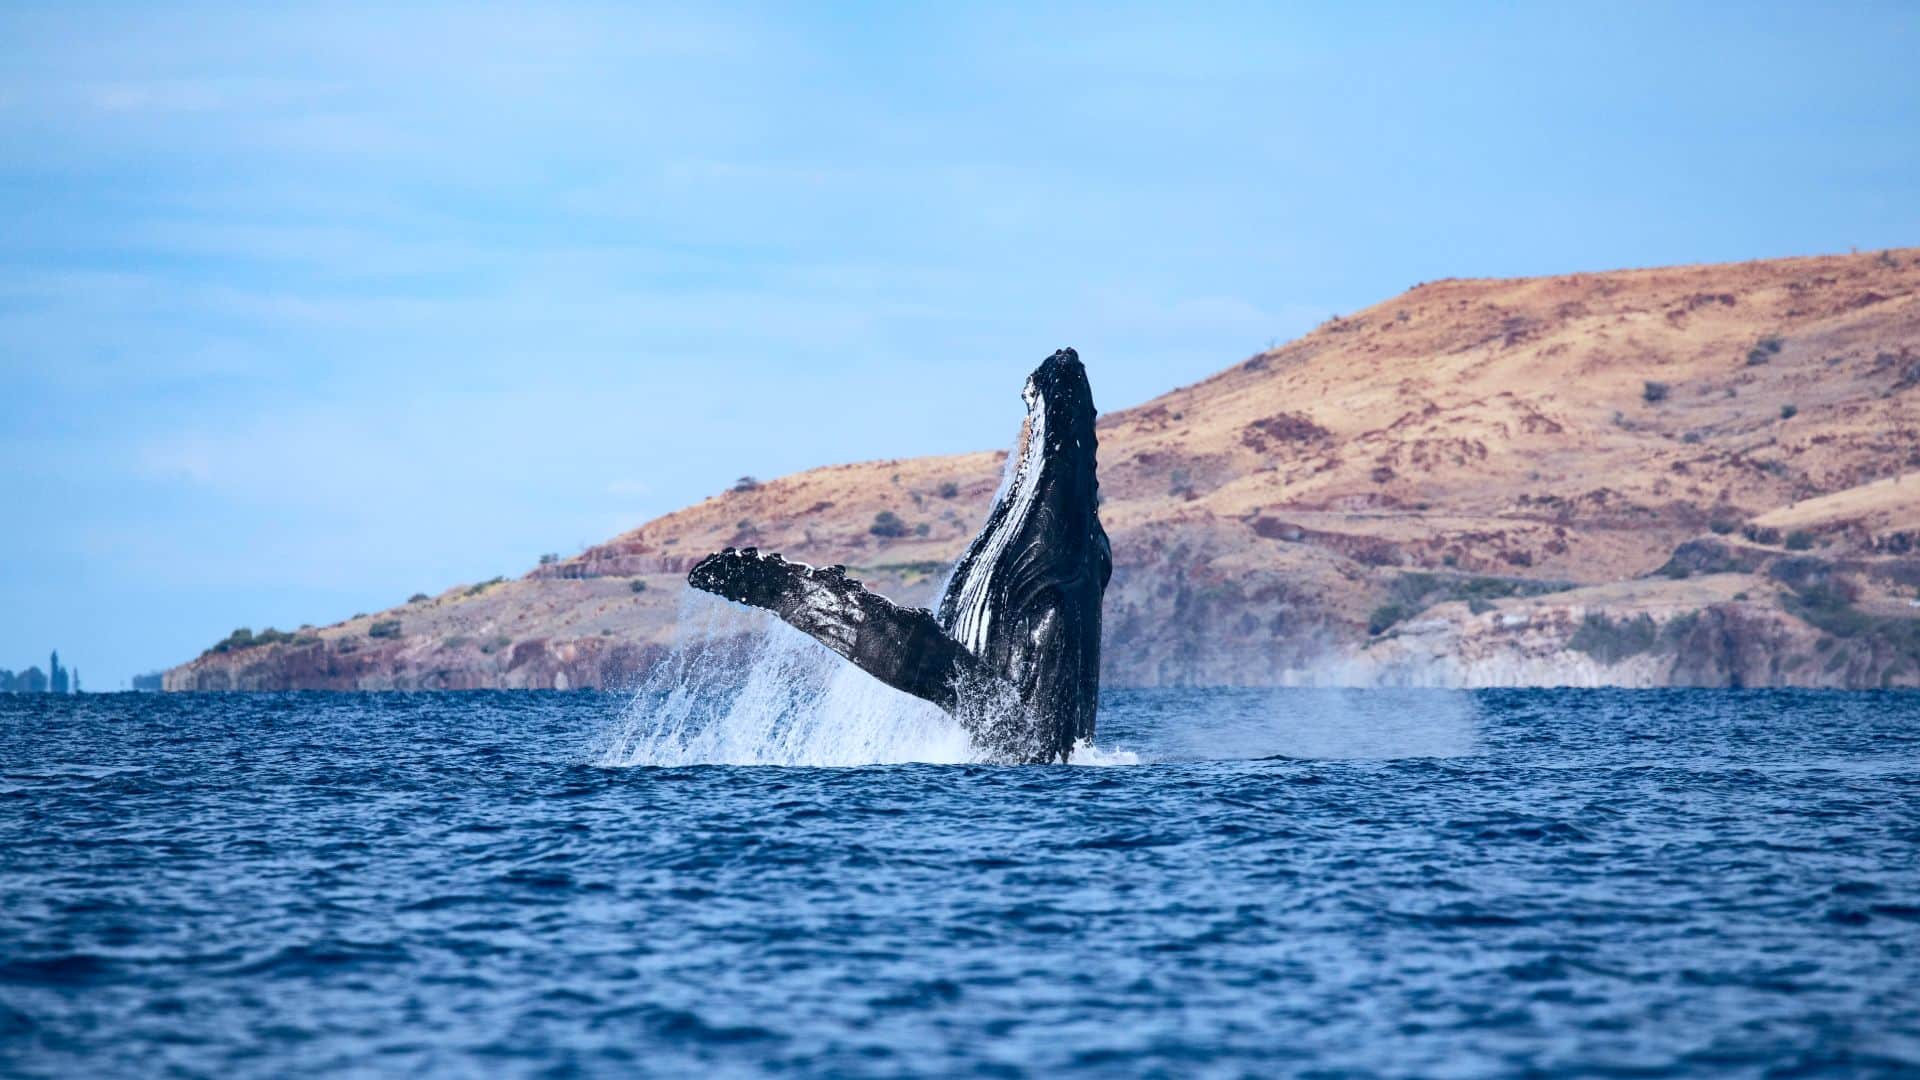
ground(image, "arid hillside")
xmin=168 ymin=249 xmax=1920 ymax=691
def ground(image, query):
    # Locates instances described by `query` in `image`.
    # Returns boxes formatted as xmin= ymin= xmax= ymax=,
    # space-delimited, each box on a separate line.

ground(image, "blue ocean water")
xmin=3 ymin=689 xmax=1918 ymax=1077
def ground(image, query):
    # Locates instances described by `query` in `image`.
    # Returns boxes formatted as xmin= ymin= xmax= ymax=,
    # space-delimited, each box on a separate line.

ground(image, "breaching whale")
xmin=687 ymin=348 xmax=1111 ymax=763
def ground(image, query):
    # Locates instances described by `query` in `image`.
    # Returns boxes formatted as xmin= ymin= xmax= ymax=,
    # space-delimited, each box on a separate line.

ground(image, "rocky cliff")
xmin=167 ymin=249 xmax=1920 ymax=691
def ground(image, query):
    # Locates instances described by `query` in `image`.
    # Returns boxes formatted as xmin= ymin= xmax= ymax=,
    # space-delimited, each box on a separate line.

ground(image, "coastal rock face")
xmin=167 ymin=249 xmax=1920 ymax=691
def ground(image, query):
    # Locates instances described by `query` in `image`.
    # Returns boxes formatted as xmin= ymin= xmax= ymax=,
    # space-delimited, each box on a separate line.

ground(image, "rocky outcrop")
xmin=168 ymin=248 xmax=1920 ymax=690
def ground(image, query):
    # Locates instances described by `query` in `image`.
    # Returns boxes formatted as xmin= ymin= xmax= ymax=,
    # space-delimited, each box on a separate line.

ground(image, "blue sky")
xmin=3 ymin=3 xmax=1916 ymax=687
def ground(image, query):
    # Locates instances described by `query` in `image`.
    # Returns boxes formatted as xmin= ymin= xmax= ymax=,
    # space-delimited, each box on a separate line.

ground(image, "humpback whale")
xmin=688 ymin=348 xmax=1111 ymax=763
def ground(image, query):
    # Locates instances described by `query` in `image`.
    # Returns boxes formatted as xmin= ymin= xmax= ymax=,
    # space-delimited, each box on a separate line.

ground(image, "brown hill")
xmin=167 ymin=249 xmax=1920 ymax=691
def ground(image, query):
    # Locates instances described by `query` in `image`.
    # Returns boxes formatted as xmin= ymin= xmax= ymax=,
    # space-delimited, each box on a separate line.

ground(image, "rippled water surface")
xmin=4 ymin=689 xmax=1919 ymax=1077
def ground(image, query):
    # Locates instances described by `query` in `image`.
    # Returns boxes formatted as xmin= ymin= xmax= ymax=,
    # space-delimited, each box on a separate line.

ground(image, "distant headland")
xmin=167 ymin=249 xmax=1920 ymax=691
xmin=2 ymin=651 xmax=80 ymax=694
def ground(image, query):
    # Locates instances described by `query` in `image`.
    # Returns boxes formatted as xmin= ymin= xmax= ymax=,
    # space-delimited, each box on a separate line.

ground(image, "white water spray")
xmin=593 ymin=591 xmax=980 ymax=766
xmin=594 ymin=587 xmax=1142 ymax=768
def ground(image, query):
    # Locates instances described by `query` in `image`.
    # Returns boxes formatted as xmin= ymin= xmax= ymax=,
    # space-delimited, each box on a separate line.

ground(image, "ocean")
xmin=3 ymin=686 xmax=1918 ymax=1077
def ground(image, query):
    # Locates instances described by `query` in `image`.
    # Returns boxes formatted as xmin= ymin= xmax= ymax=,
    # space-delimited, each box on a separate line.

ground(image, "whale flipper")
xmin=687 ymin=548 xmax=996 ymax=714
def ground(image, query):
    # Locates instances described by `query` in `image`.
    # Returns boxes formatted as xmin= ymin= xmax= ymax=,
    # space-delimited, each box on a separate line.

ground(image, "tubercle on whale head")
xmin=1023 ymin=347 xmax=1096 ymax=435
xmin=1018 ymin=348 xmax=1101 ymax=512
xmin=1010 ymin=348 xmax=1100 ymax=503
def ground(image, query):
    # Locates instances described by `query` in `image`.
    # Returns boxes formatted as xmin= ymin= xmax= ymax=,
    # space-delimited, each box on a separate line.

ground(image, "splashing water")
xmin=594 ymin=591 xmax=981 ymax=766
xmin=1066 ymin=740 xmax=1141 ymax=766
xmin=593 ymin=589 xmax=1147 ymax=768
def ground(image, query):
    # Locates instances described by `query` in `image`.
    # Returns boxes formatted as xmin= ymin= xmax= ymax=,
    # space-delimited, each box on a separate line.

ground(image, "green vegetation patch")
xmin=1746 ymin=335 xmax=1784 ymax=366
xmin=1567 ymin=611 xmax=1698 ymax=665
xmin=1657 ymin=539 xmax=1763 ymax=580
xmin=1789 ymin=586 xmax=1869 ymax=636
xmin=1368 ymin=572 xmax=1573 ymax=635
xmin=869 ymin=511 xmax=910 ymax=538
xmin=1368 ymin=604 xmax=1411 ymax=636
xmin=205 ymin=626 xmax=313 ymax=655
xmin=367 ymin=620 xmax=402 ymax=639
xmin=1780 ymin=578 xmax=1920 ymax=682
xmin=463 ymin=576 xmax=506 ymax=598
xmin=1390 ymin=571 xmax=1571 ymax=610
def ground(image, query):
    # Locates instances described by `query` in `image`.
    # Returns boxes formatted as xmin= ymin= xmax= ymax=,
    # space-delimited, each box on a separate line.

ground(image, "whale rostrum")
xmin=687 ymin=348 xmax=1111 ymax=763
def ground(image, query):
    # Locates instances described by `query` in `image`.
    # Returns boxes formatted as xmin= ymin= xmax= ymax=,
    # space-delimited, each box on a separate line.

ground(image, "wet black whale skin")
xmin=688 ymin=348 xmax=1110 ymax=763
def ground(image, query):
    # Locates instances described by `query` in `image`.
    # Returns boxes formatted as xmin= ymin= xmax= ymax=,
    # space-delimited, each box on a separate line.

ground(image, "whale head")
xmin=938 ymin=348 xmax=1110 ymax=760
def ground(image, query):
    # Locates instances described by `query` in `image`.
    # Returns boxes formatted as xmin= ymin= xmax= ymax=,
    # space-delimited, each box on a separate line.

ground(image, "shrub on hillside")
xmin=367 ymin=620 xmax=402 ymax=639
xmin=1368 ymin=605 xmax=1410 ymax=636
xmin=1568 ymin=613 xmax=1661 ymax=665
xmin=1643 ymin=380 xmax=1670 ymax=403
xmin=209 ymin=626 xmax=304 ymax=654
xmin=1785 ymin=530 xmax=1815 ymax=551
xmin=215 ymin=628 xmax=253 ymax=652
xmin=1747 ymin=336 xmax=1784 ymax=366
xmin=1780 ymin=404 xmax=1798 ymax=420
xmin=937 ymin=481 xmax=961 ymax=499
xmin=629 ymin=579 xmax=648 ymax=593
xmin=869 ymin=511 xmax=909 ymax=538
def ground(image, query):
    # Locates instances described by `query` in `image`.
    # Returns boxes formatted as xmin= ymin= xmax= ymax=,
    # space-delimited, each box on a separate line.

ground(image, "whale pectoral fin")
xmin=687 ymin=548 xmax=992 ymax=714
